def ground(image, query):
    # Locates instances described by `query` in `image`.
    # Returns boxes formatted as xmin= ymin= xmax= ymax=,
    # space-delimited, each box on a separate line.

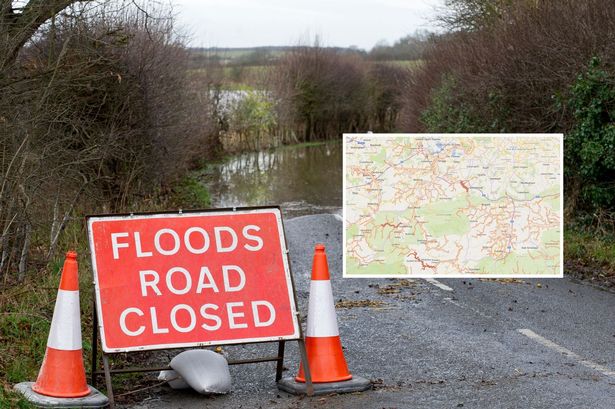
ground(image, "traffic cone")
xmin=32 ymin=251 xmax=90 ymax=398
xmin=296 ymin=244 xmax=352 ymax=383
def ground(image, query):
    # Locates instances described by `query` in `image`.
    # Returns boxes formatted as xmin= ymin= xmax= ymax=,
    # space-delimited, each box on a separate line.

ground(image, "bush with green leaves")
xmin=564 ymin=58 xmax=615 ymax=215
xmin=420 ymin=74 xmax=508 ymax=133
xmin=229 ymin=91 xmax=277 ymax=150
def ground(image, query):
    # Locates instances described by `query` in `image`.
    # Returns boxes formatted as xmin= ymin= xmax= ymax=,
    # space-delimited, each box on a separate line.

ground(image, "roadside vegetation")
xmin=0 ymin=1 xmax=214 ymax=405
xmin=400 ymin=0 xmax=615 ymax=285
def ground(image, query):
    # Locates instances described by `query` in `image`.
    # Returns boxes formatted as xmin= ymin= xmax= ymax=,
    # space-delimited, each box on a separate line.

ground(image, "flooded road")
xmin=199 ymin=142 xmax=342 ymax=218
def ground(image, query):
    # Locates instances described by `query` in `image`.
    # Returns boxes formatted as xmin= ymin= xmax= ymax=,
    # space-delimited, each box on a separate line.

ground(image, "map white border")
xmin=342 ymin=133 xmax=564 ymax=278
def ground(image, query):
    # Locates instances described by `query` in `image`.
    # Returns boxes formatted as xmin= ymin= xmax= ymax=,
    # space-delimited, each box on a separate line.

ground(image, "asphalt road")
xmin=125 ymin=214 xmax=615 ymax=409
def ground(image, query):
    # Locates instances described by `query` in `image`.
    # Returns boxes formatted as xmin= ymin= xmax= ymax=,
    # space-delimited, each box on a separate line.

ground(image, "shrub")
xmin=564 ymin=58 xmax=615 ymax=215
xmin=0 ymin=2 xmax=215 ymax=281
xmin=272 ymin=45 xmax=409 ymax=140
xmin=227 ymin=90 xmax=277 ymax=151
xmin=367 ymin=63 xmax=410 ymax=132
xmin=272 ymin=46 xmax=371 ymax=141
xmin=399 ymin=0 xmax=615 ymax=133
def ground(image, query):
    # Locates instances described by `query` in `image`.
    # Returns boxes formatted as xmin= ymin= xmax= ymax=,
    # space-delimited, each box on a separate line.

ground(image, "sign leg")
xmin=103 ymin=354 xmax=115 ymax=408
xmin=275 ymin=341 xmax=286 ymax=381
xmin=91 ymin=295 xmax=98 ymax=388
xmin=297 ymin=338 xmax=314 ymax=396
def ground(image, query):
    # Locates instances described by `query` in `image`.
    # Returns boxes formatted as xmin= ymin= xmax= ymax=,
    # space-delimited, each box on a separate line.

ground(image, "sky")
xmin=172 ymin=0 xmax=444 ymax=50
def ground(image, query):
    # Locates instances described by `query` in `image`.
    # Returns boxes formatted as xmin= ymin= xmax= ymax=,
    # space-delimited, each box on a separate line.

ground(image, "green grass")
xmin=565 ymin=227 xmax=615 ymax=272
xmin=172 ymin=175 xmax=211 ymax=209
xmin=188 ymin=65 xmax=271 ymax=89
xmin=0 ymin=252 xmax=91 ymax=408
xmin=276 ymin=140 xmax=329 ymax=150
xmin=221 ymin=65 xmax=269 ymax=76
xmin=0 ymin=168 xmax=217 ymax=405
xmin=0 ymin=206 xmax=175 ymax=403
xmin=220 ymin=83 xmax=256 ymax=92
xmin=0 ymin=224 xmax=171 ymax=404
xmin=0 ymin=387 xmax=35 ymax=408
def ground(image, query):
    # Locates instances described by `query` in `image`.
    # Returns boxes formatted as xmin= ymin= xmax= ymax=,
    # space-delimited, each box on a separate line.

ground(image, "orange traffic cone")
xmin=32 ymin=251 xmax=90 ymax=398
xmin=296 ymin=244 xmax=352 ymax=383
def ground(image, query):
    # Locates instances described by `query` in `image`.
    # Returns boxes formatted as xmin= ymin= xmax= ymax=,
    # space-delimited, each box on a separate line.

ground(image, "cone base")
xmin=295 ymin=336 xmax=352 ymax=383
xmin=295 ymin=374 xmax=353 ymax=383
xmin=278 ymin=375 xmax=371 ymax=396
xmin=33 ymin=348 xmax=90 ymax=398
xmin=14 ymin=382 xmax=109 ymax=408
xmin=32 ymin=385 xmax=91 ymax=399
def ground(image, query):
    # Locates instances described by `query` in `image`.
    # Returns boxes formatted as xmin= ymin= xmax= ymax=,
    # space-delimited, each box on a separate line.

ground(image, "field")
xmin=188 ymin=47 xmax=422 ymax=89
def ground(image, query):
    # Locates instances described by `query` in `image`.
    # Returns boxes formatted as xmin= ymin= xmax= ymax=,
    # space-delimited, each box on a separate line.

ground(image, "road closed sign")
xmin=87 ymin=208 xmax=300 ymax=353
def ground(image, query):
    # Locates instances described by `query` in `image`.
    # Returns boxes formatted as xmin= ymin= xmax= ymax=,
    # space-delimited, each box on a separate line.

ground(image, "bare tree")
xmin=438 ymin=0 xmax=515 ymax=32
xmin=0 ymin=0 xmax=85 ymax=69
xmin=0 ymin=1 xmax=213 ymax=283
xmin=272 ymin=45 xmax=371 ymax=141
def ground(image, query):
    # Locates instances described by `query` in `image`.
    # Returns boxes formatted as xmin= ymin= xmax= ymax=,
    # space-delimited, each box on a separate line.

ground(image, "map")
xmin=344 ymin=134 xmax=563 ymax=278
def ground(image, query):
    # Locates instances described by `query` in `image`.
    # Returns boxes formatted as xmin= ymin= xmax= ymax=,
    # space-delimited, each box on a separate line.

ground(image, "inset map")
xmin=344 ymin=134 xmax=563 ymax=277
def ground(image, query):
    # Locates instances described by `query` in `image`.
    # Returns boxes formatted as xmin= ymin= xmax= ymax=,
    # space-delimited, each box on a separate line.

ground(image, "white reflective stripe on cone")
xmin=306 ymin=280 xmax=339 ymax=337
xmin=47 ymin=289 xmax=82 ymax=351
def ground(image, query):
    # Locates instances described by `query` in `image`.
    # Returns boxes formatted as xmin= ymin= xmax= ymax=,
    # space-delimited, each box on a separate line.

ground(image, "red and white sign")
xmin=87 ymin=208 xmax=299 ymax=353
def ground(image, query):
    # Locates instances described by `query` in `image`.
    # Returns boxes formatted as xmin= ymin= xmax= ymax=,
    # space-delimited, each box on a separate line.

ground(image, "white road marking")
xmin=518 ymin=328 xmax=615 ymax=378
xmin=424 ymin=278 xmax=454 ymax=292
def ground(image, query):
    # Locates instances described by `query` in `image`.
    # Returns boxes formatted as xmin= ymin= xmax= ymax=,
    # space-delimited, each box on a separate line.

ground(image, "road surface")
xmin=124 ymin=214 xmax=615 ymax=409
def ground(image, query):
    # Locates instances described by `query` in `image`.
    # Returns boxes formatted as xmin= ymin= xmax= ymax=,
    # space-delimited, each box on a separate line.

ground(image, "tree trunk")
xmin=18 ymin=221 xmax=30 ymax=281
xmin=0 ymin=0 xmax=80 ymax=70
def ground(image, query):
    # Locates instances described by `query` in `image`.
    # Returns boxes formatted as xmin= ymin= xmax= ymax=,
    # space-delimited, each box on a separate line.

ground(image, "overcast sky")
xmin=172 ymin=0 xmax=444 ymax=50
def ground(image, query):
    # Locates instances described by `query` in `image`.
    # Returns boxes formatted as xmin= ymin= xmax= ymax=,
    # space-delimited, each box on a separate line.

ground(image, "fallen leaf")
xmin=335 ymin=299 xmax=386 ymax=309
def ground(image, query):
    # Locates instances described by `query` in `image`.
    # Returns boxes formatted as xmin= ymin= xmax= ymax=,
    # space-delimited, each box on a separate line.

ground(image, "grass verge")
xmin=171 ymin=175 xmax=212 ymax=209
xmin=0 ymin=256 xmax=87 ymax=408
xmin=276 ymin=140 xmax=330 ymax=149
xmin=564 ymin=227 xmax=615 ymax=288
xmin=0 ymin=173 xmax=214 ymax=405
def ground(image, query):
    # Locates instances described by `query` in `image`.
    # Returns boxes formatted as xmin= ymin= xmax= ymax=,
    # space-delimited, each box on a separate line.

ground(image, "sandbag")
xmin=169 ymin=349 xmax=232 ymax=394
xmin=157 ymin=369 xmax=190 ymax=390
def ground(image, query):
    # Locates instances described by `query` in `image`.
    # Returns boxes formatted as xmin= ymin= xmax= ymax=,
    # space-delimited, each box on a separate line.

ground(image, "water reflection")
xmin=199 ymin=142 xmax=342 ymax=218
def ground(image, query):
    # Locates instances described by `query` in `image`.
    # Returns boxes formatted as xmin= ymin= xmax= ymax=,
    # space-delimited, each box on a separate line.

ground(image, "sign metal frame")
xmin=86 ymin=206 xmax=313 ymax=407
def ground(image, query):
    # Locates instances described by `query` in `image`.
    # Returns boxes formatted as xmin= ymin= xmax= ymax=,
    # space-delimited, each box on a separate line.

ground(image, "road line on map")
xmin=424 ymin=278 xmax=454 ymax=292
xmin=518 ymin=328 xmax=615 ymax=378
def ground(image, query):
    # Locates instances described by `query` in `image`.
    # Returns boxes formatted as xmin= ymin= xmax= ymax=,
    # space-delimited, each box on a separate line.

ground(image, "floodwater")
xmin=199 ymin=142 xmax=342 ymax=218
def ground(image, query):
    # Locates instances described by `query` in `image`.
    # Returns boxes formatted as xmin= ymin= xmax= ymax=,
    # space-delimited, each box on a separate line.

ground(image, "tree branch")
xmin=1 ymin=0 xmax=85 ymax=68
